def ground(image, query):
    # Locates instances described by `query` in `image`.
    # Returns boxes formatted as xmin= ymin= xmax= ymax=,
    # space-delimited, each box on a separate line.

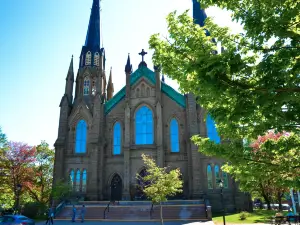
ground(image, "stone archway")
xmin=135 ymin=168 xmax=149 ymax=200
xmin=111 ymin=174 xmax=122 ymax=201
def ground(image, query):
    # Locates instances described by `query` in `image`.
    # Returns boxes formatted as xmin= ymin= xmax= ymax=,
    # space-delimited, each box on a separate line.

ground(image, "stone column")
xmin=186 ymin=93 xmax=203 ymax=198
xmin=123 ymin=101 xmax=131 ymax=199
xmin=156 ymin=101 xmax=164 ymax=167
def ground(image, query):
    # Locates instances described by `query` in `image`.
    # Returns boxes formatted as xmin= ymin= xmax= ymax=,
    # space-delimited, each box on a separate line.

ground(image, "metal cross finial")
xmin=139 ymin=49 xmax=147 ymax=62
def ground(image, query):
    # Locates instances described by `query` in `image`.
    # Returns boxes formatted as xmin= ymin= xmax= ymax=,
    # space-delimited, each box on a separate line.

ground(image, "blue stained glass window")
xmin=75 ymin=169 xmax=81 ymax=192
xmin=222 ymin=171 xmax=228 ymax=188
xmin=170 ymin=119 xmax=180 ymax=152
xmin=83 ymin=78 xmax=90 ymax=95
xmin=135 ymin=106 xmax=153 ymax=144
xmin=75 ymin=120 xmax=87 ymax=153
xmin=70 ymin=170 xmax=75 ymax=188
xmin=82 ymin=169 xmax=87 ymax=192
xmin=207 ymin=165 xmax=213 ymax=189
xmin=206 ymin=114 xmax=220 ymax=144
xmin=113 ymin=122 xmax=121 ymax=155
xmin=215 ymin=165 xmax=220 ymax=188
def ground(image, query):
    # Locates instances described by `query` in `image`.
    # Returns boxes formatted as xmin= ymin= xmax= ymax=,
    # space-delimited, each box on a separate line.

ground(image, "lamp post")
xmin=219 ymin=179 xmax=226 ymax=225
xmin=16 ymin=184 xmax=22 ymax=214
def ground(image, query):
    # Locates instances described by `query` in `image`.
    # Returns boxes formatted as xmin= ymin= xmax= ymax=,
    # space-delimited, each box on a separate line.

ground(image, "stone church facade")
xmin=54 ymin=0 xmax=251 ymax=212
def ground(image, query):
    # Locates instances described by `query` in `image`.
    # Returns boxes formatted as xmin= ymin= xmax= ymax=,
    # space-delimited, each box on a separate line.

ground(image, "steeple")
xmin=79 ymin=0 xmax=103 ymax=68
xmin=66 ymin=55 xmax=74 ymax=81
xmin=107 ymin=67 xmax=114 ymax=100
xmin=63 ymin=55 xmax=74 ymax=105
xmin=125 ymin=54 xmax=132 ymax=74
xmin=192 ymin=0 xmax=207 ymax=27
xmin=85 ymin=0 xmax=100 ymax=48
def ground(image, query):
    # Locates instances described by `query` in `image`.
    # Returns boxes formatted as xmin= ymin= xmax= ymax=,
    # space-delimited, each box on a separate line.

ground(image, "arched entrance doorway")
xmin=136 ymin=168 xmax=149 ymax=200
xmin=110 ymin=174 xmax=122 ymax=201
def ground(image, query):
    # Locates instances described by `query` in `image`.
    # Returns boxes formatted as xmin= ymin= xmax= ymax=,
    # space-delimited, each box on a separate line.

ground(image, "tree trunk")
xmin=277 ymin=191 xmax=282 ymax=211
xmin=160 ymin=202 xmax=164 ymax=225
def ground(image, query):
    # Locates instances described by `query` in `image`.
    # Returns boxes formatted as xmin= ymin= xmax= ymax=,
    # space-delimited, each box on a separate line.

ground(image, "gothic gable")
xmin=104 ymin=65 xmax=186 ymax=114
xmin=69 ymin=100 xmax=93 ymax=128
xmin=131 ymin=79 xmax=155 ymax=98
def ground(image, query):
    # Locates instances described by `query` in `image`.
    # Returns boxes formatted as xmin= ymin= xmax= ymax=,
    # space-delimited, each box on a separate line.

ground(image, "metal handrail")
xmin=54 ymin=201 xmax=65 ymax=218
xmin=150 ymin=203 xmax=154 ymax=218
xmin=103 ymin=201 xmax=112 ymax=219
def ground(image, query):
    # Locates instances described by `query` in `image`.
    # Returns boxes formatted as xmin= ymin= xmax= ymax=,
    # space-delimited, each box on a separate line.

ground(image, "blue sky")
xmin=0 ymin=0 xmax=242 ymax=147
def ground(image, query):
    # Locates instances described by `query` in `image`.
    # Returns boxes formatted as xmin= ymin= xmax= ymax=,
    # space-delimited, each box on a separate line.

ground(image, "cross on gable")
xmin=138 ymin=49 xmax=147 ymax=62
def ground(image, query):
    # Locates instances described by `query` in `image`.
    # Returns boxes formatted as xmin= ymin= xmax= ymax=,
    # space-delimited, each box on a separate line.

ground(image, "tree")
xmin=0 ymin=141 xmax=36 ymax=210
xmin=0 ymin=127 xmax=13 ymax=208
xmin=138 ymin=154 xmax=183 ymax=225
xmin=25 ymin=141 xmax=54 ymax=205
xmin=148 ymin=0 xmax=300 ymax=187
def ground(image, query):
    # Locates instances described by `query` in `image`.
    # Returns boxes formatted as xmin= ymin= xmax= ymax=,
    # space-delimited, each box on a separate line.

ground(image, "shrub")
xmin=239 ymin=211 xmax=250 ymax=220
xmin=22 ymin=202 xmax=47 ymax=218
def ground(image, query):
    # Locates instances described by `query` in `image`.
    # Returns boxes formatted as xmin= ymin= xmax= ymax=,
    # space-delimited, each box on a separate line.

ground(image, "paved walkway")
xmin=37 ymin=221 xmax=208 ymax=225
xmin=37 ymin=221 xmax=272 ymax=225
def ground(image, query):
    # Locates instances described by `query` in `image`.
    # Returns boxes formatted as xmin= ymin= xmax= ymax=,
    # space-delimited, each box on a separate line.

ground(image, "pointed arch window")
xmin=82 ymin=169 xmax=87 ymax=192
xmin=222 ymin=171 xmax=228 ymax=188
xmin=70 ymin=170 xmax=75 ymax=188
xmin=83 ymin=77 xmax=90 ymax=95
xmin=206 ymin=114 xmax=220 ymax=144
xmin=75 ymin=169 xmax=81 ymax=192
xmin=85 ymin=51 xmax=91 ymax=65
xmin=92 ymin=80 xmax=96 ymax=95
xmin=94 ymin=52 xmax=100 ymax=66
xmin=135 ymin=106 xmax=153 ymax=144
xmin=207 ymin=165 xmax=213 ymax=189
xmin=170 ymin=119 xmax=180 ymax=152
xmin=215 ymin=165 xmax=220 ymax=188
xmin=113 ymin=122 xmax=121 ymax=155
xmin=75 ymin=120 xmax=87 ymax=153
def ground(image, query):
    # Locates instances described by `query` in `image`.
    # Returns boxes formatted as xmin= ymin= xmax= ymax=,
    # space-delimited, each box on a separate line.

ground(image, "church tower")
xmin=54 ymin=0 xmax=106 ymax=200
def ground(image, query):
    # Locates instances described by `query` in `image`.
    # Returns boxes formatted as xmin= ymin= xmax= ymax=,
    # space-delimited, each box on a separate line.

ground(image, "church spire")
xmin=192 ymin=0 xmax=207 ymax=27
xmin=85 ymin=0 xmax=101 ymax=48
xmin=125 ymin=54 xmax=132 ymax=74
xmin=107 ymin=67 xmax=114 ymax=100
xmin=66 ymin=55 xmax=74 ymax=80
xmin=79 ymin=0 xmax=103 ymax=68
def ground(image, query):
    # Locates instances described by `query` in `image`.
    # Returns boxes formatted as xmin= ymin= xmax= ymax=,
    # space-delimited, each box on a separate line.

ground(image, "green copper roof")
xmin=104 ymin=66 xmax=186 ymax=114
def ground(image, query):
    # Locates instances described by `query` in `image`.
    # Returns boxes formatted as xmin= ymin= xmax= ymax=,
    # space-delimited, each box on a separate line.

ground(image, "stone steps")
xmin=55 ymin=200 xmax=209 ymax=221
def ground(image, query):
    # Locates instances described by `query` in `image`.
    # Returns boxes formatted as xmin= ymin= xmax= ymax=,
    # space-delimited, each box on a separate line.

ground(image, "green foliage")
xmin=139 ymin=154 xmax=183 ymax=225
xmin=23 ymin=202 xmax=47 ymax=219
xmin=26 ymin=141 xmax=54 ymax=205
xmin=149 ymin=0 xmax=300 ymax=191
xmin=139 ymin=154 xmax=183 ymax=204
xmin=192 ymin=132 xmax=300 ymax=188
xmin=239 ymin=211 xmax=250 ymax=220
xmin=149 ymin=1 xmax=299 ymax=139
xmin=51 ymin=179 xmax=72 ymax=201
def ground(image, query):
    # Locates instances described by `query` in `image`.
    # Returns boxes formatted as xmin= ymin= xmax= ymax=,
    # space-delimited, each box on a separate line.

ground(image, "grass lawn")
xmin=213 ymin=209 xmax=286 ymax=224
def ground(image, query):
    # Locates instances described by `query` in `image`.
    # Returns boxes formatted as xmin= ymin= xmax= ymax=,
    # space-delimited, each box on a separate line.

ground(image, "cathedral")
xmin=54 ymin=0 xmax=251 ymax=212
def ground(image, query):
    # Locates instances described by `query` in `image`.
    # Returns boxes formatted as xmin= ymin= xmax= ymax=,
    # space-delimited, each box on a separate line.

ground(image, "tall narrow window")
xmin=85 ymin=51 xmax=91 ymax=65
xmin=75 ymin=169 xmax=81 ymax=192
xmin=206 ymin=114 xmax=221 ymax=144
xmin=83 ymin=77 xmax=90 ymax=95
xmin=82 ymin=169 xmax=87 ymax=192
xmin=94 ymin=52 xmax=100 ymax=66
xmin=207 ymin=165 xmax=213 ymax=189
xmin=113 ymin=122 xmax=121 ymax=155
xmin=92 ymin=80 xmax=96 ymax=95
xmin=222 ymin=171 xmax=228 ymax=188
xmin=170 ymin=119 xmax=180 ymax=152
xmin=75 ymin=120 xmax=87 ymax=153
xmin=70 ymin=170 xmax=75 ymax=188
xmin=135 ymin=106 xmax=153 ymax=144
xmin=215 ymin=165 xmax=220 ymax=188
